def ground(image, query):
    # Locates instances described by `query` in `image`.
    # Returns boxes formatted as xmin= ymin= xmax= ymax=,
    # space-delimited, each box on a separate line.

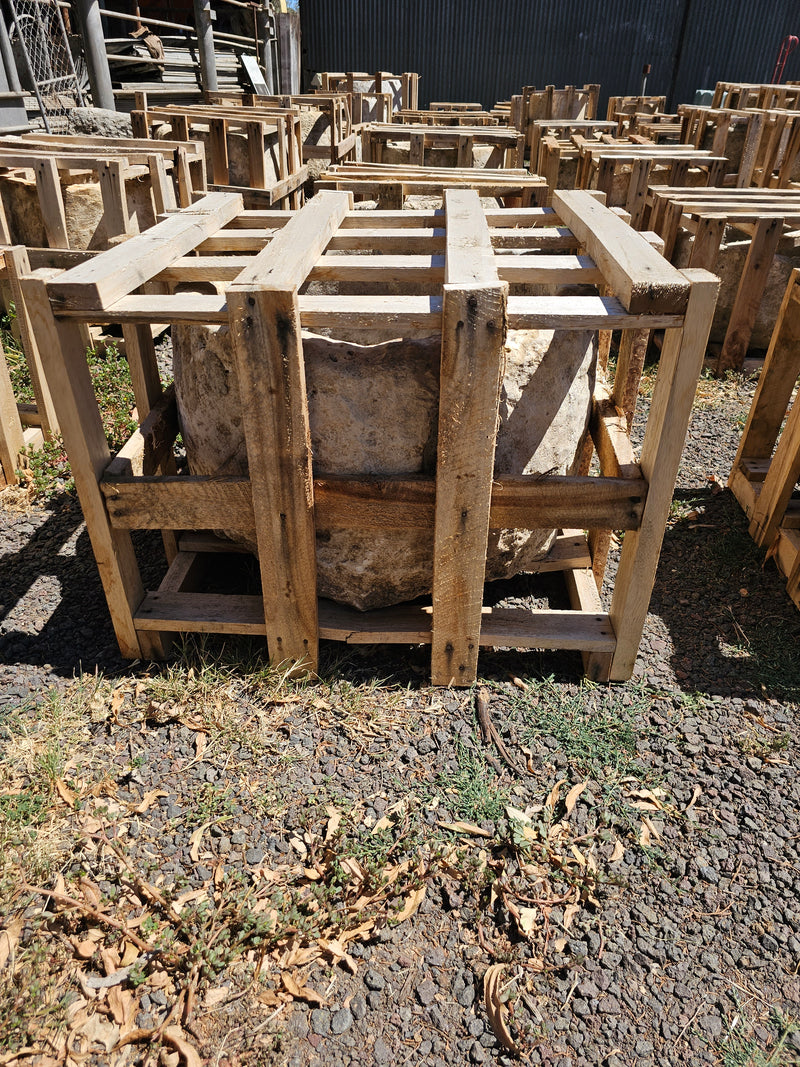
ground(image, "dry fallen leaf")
xmin=188 ymin=821 xmax=214 ymax=863
xmin=281 ymin=971 xmax=329 ymax=1006
xmin=394 ymin=885 xmax=426 ymax=923
xmin=546 ymin=779 xmax=568 ymax=809
xmin=518 ymin=907 xmax=538 ymax=935
xmin=436 ymin=820 xmax=493 ymax=838
xmin=563 ymin=903 xmax=580 ymax=930
xmin=564 ymin=781 xmax=588 ymax=816
xmin=132 ymin=789 xmax=168 ymax=814
xmin=0 ymin=917 xmax=24 ymax=971
xmin=202 ymin=986 xmax=230 ymax=1009
xmin=162 ymin=1027 xmax=203 ymax=1067
xmin=483 ymin=964 xmax=519 ymax=1055
xmin=55 ymin=778 xmax=77 ymax=807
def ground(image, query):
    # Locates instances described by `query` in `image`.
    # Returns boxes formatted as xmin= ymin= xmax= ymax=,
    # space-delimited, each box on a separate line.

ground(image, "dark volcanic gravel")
xmin=1 ymin=370 xmax=800 ymax=1067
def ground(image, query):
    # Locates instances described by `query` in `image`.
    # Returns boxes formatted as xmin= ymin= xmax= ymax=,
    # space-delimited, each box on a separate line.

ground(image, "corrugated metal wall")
xmin=300 ymin=0 xmax=800 ymax=112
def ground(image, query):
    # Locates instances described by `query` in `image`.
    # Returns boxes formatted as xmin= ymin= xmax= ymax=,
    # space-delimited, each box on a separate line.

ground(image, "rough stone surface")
xmin=674 ymin=229 xmax=800 ymax=348
xmin=0 ymin=170 xmax=157 ymax=250
xmin=67 ymin=106 xmax=133 ymax=139
xmin=172 ymin=325 xmax=597 ymax=610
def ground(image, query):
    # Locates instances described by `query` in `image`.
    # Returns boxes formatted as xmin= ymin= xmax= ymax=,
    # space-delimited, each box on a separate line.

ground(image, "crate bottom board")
xmin=134 ymin=590 xmax=616 ymax=651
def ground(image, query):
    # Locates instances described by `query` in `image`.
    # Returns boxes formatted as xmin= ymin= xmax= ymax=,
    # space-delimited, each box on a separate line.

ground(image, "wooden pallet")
xmin=648 ymin=186 xmax=800 ymax=372
xmin=20 ymin=188 xmax=717 ymax=683
xmin=318 ymin=72 xmax=420 ymax=112
xmin=361 ymin=123 xmax=525 ymax=169
xmin=235 ymin=94 xmax=357 ymax=164
xmin=729 ymin=268 xmax=800 ymax=610
xmin=316 ymin=162 xmax=547 ymax=207
xmin=576 ymin=143 xmax=728 ymax=229
xmin=429 ymin=102 xmax=483 ymax=112
xmin=0 ymin=134 xmax=203 ymax=246
xmin=130 ymin=100 xmax=307 ymax=207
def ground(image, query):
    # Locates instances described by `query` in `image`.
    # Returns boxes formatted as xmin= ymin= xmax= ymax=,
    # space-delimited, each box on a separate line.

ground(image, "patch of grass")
xmin=439 ymin=737 xmax=509 ymax=824
xmin=717 ymin=1006 xmax=799 ymax=1066
xmin=12 ymin=340 xmax=138 ymax=501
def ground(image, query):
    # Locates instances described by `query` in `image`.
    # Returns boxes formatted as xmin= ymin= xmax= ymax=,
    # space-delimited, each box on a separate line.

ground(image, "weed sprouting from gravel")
xmin=440 ymin=738 xmax=509 ymax=824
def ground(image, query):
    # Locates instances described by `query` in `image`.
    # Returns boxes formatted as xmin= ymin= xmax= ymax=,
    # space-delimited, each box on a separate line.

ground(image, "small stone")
xmin=697 ymin=865 xmax=720 ymax=884
xmin=598 ymin=995 xmax=622 ymax=1014
xmin=310 ymin=1008 xmax=331 ymax=1036
xmin=762 ymin=934 xmax=779 ymax=954
xmin=331 ymin=1008 xmax=353 ymax=1034
xmin=698 ymin=1015 xmax=723 ymax=1038
xmin=373 ymin=1037 xmax=392 ymax=1064
xmin=350 ymin=993 xmax=367 ymax=1020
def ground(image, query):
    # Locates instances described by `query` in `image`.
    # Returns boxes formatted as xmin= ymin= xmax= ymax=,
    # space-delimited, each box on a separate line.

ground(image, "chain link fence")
xmin=7 ymin=0 xmax=84 ymax=131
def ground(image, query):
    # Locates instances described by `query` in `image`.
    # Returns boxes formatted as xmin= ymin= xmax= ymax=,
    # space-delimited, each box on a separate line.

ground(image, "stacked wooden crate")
xmin=17 ymin=188 xmax=717 ymax=683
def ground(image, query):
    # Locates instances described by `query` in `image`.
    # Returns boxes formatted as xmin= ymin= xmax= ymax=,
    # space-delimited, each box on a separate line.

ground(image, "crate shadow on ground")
xmin=647 ymin=488 xmax=800 ymax=703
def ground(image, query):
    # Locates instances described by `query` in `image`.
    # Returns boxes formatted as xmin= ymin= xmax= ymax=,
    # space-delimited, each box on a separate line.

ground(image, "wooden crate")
xmin=0 ymin=136 xmax=203 ymax=248
xmin=606 ymin=95 xmax=667 ymax=134
xmin=393 ymin=109 xmax=499 ymax=127
xmin=319 ymin=71 xmax=420 ymax=112
xmin=361 ymin=122 xmax=525 ymax=169
xmin=712 ymin=82 xmax=800 ymax=111
xmin=520 ymin=84 xmax=600 ymax=162
xmin=429 ymin=102 xmax=483 ymax=112
xmin=21 ymin=187 xmax=717 ymax=683
xmin=130 ymin=102 xmax=307 ymax=208
xmin=0 ymin=245 xmax=94 ymax=484
xmin=236 ymin=94 xmax=357 ymax=164
xmin=315 ymin=162 xmax=547 ymax=207
xmin=679 ymin=105 xmax=800 ymax=188
xmin=530 ymin=120 xmax=617 ymax=181
xmin=729 ymin=268 xmax=800 ymax=610
xmin=576 ymin=143 xmax=727 ymax=228
xmin=648 ymin=186 xmax=800 ymax=372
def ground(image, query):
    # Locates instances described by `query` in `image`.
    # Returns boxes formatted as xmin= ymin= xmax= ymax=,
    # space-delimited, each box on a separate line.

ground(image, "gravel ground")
xmin=1 ymin=370 xmax=800 ymax=1067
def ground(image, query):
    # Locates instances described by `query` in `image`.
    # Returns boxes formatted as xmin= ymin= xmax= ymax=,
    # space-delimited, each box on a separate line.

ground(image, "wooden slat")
xmin=135 ymin=592 xmax=616 ymax=651
xmin=231 ymin=190 xmax=351 ymax=289
xmin=431 ymin=189 xmax=506 ymax=687
xmin=553 ymin=189 xmax=690 ymax=314
xmin=46 ymin=192 xmax=244 ymax=312
xmin=100 ymin=472 xmax=648 ymax=532
xmin=58 ymin=292 xmax=684 ymax=332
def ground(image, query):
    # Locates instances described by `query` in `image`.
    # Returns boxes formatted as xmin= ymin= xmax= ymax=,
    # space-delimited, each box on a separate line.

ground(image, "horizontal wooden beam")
xmin=135 ymin=591 xmax=616 ymax=651
xmin=102 ymin=470 xmax=646 ymax=532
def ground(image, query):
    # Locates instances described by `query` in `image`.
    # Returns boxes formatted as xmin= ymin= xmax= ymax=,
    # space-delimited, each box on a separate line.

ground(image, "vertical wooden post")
xmin=35 ymin=158 xmax=68 ymax=248
xmin=4 ymin=245 xmax=59 ymax=437
xmin=431 ymin=189 xmax=508 ymax=687
xmin=20 ymin=275 xmax=166 ymax=660
xmin=0 ymin=334 xmax=24 ymax=485
xmin=717 ymin=216 xmax=782 ymax=374
xmin=98 ymin=158 xmax=130 ymax=241
xmin=226 ymin=191 xmax=352 ymax=674
xmin=609 ymin=269 xmax=719 ymax=680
